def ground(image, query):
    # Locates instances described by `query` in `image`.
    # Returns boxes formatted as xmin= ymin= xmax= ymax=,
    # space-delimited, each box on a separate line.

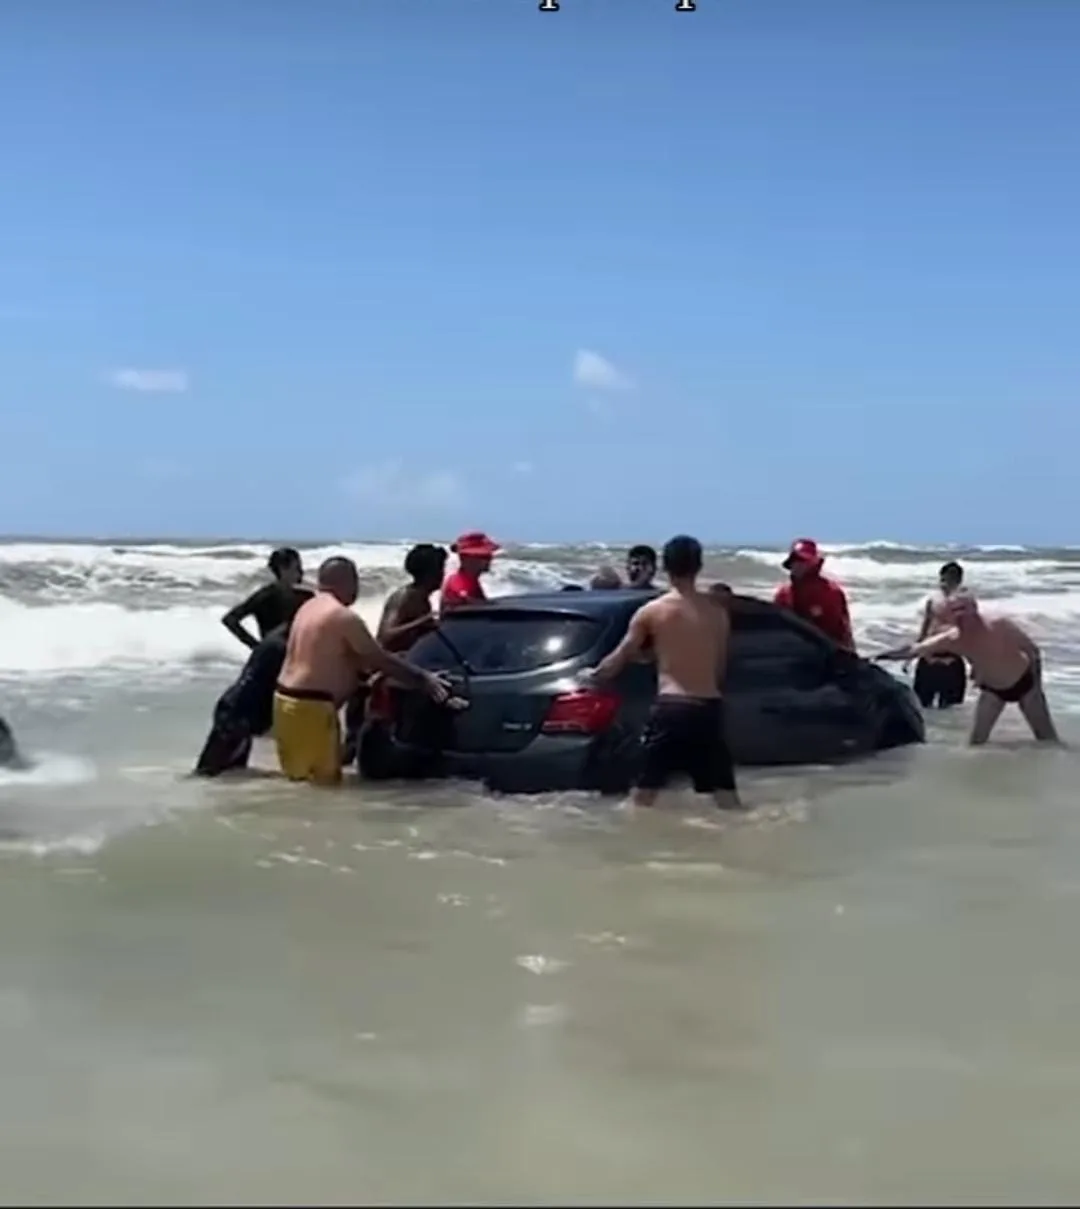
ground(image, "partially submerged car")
xmin=359 ymin=588 xmax=924 ymax=794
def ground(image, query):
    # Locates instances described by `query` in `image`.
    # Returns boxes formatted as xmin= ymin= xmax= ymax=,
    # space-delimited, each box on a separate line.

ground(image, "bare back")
xmin=639 ymin=589 xmax=729 ymax=699
xmin=278 ymin=593 xmax=363 ymax=703
xmin=377 ymin=585 xmax=432 ymax=653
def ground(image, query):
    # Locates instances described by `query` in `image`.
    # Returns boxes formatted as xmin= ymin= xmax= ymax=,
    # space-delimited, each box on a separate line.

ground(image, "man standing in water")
xmin=774 ymin=538 xmax=855 ymax=651
xmin=222 ymin=546 xmax=313 ymax=650
xmin=587 ymin=535 xmax=741 ymax=810
xmin=876 ymin=594 xmax=1060 ymax=746
xmin=909 ymin=560 xmax=969 ymax=709
xmin=274 ymin=556 xmax=450 ymax=785
xmin=440 ymin=532 xmax=499 ymax=612
xmin=344 ymin=544 xmax=449 ymax=768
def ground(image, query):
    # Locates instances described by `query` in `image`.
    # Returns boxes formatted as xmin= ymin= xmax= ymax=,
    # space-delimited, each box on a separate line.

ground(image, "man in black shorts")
xmin=194 ymin=621 xmax=292 ymax=776
xmin=587 ymin=534 xmax=741 ymax=810
xmin=909 ymin=560 xmax=968 ymax=708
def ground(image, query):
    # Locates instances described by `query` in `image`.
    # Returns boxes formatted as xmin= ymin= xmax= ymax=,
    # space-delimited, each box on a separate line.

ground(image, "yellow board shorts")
xmin=272 ymin=688 xmax=342 ymax=785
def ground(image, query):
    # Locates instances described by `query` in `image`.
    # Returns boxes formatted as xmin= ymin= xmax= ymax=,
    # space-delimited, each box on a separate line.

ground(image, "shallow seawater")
xmin=3 ymin=673 xmax=1080 ymax=1205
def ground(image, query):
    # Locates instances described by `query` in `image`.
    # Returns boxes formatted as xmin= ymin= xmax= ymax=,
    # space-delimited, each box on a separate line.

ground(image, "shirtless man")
xmin=274 ymin=556 xmax=450 ymax=785
xmin=876 ymin=593 xmax=1059 ymax=746
xmin=587 ymin=534 xmax=741 ymax=809
xmin=377 ymin=544 xmax=448 ymax=652
xmin=344 ymin=544 xmax=449 ymax=767
xmin=908 ymin=560 xmax=968 ymax=709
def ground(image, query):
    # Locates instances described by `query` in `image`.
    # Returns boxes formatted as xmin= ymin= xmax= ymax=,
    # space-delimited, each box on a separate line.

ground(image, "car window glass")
xmin=726 ymin=612 xmax=829 ymax=691
xmin=410 ymin=614 xmax=600 ymax=675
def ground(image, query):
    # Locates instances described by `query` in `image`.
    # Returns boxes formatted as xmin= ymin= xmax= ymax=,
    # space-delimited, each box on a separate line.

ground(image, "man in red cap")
xmin=441 ymin=531 xmax=499 ymax=613
xmin=773 ymin=538 xmax=855 ymax=651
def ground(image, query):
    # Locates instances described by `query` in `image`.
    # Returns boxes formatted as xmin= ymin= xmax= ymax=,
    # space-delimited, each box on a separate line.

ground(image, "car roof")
xmin=454 ymin=587 xmax=658 ymax=618
xmin=453 ymin=587 xmax=790 ymax=620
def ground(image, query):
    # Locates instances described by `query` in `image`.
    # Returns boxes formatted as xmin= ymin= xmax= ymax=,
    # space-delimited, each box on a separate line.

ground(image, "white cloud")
xmin=341 ymin=460 xmax=465 ymax=511
xmin=107 ymin=367 xmax=190 ymax=394
xmin=572 ymin=348 xmax=634 ymax=392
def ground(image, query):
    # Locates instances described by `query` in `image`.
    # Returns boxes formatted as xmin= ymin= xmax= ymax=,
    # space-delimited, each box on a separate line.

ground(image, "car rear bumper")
xmin=381 ymin=733 xmax=597 ymax=794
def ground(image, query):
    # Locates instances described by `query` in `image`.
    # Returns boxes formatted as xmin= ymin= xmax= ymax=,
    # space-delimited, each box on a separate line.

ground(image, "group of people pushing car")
xmin=194 ymin=531 xmax=1060 ymax=808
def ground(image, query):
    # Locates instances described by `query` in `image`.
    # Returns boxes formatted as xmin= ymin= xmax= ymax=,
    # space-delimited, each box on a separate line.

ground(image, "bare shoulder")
xmin=699 ymin=592 xmax=729 ymax=628
xmin=998 ymin=615 xmax=1032 ymax=641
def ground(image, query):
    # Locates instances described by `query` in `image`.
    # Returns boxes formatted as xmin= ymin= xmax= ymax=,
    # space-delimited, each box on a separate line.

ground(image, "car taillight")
xmin=541 ymin=689 xmax=620 ymax=735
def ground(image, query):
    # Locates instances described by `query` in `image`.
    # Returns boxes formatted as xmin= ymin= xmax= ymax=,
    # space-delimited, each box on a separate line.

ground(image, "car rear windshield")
xmin=409 ymin=612 xmax=601 ymax=675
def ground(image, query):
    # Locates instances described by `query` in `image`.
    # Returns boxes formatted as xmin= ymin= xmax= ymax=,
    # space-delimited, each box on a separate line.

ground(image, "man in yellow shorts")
xmin=273 ymin=556 xmax=451 ymax=785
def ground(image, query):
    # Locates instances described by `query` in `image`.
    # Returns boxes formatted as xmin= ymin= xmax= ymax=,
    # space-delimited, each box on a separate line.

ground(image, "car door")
xmin=725 ymin=609 xmax=871 ymax=765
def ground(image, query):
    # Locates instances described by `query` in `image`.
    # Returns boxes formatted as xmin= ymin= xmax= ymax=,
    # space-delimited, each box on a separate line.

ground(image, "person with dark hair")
xmin=909 ymin=560 xmax=968 ymax=708
xmin=344 ymin=544 xmax=449 ymax=766
xmin=587 ymin=534 xmax=741 ymax=810
xmin=377 ymin=544 xmax=449 ymax=652
xmin=773 ymin=538 xmax=854 ymax=650
xmin=221 ymin=546 xmax=313 ymax=651
xmin=626 ymin=544 xmax=657 ymax=589
xmin=194 ymin=620 xmax=293 ymax=777
xmin=273 ymin=556 xmax=451 ymax=785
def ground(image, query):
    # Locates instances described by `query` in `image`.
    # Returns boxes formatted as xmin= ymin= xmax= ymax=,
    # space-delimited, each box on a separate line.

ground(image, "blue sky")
xmin=1 ymin=0 xmax=1078 ymax=546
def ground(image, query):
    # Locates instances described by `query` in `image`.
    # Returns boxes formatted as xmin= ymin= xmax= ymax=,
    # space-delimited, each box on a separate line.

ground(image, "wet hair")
xmin=662 ymin=534 xmax=703 ymax=580
xmin=939 ymin=560 xmax=963 ymax=584
xmin=404 ymin=543 xmax=448 ymax=582
xmin=317 ymin=555 xmax=358 ymax=588
xmin=628 ymin=544 xmax=657 ymax=568
xmin=268 ymin=546 xmax=301 ymax=578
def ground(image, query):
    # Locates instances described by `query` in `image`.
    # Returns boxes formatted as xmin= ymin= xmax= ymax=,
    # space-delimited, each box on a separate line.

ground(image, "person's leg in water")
xmin=938 ymin=656 xmax=967 ymax=708
xmin=912 ymin=658 xmax=939 ymax=709
xmin=630 ymin=701 xmax=675 ymax=807
xmin=632 ymin=698 xmax=743 ymax=810
xmin=969 ymin=688 xmax=1007 ymax=745
xmin=194 ymin=689 xmax=255 ymax=776
xmin=1017 ymin=683 xmax=1061 ymax=742
xmin=688 ymin=698 xmax=743 ymax=810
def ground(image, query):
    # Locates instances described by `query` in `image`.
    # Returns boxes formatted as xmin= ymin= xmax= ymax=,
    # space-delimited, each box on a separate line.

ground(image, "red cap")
xmin=782 ymin=538 xmax=823 ymax=570
xmin=452 ymin=531 xmax=499 ymax=558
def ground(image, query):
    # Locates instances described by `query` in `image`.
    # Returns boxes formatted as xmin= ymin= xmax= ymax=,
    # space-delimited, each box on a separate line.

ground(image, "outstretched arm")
xmin=592 ymin=606 xmax=652 ymax=682
xmin=876 ymin=628 xmax=958 ymax=662
xmin=343 ymin=614 xmax=446 ymax=700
